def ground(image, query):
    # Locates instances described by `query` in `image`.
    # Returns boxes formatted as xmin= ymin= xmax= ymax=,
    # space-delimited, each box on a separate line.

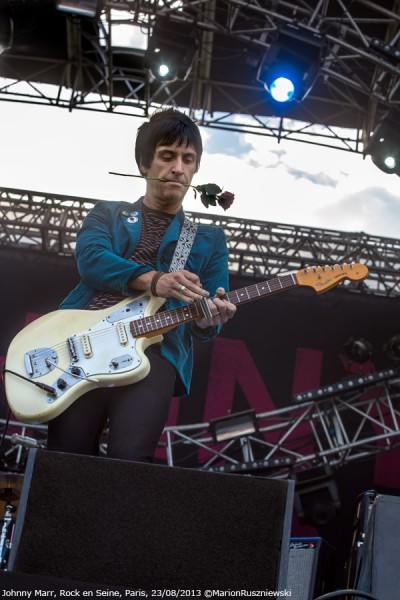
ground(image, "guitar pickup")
xmin=116 ymin=322 xmax=128 ymax=346
xmin=81 ymin=334 xmax=93 ymax=358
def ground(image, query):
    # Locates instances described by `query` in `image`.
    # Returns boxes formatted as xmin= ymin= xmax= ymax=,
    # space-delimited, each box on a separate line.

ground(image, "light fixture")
xmin=0 ymin=7 xmax=13 ymax=54
xmin=370 ymin=38 xmax=400 ymax=64
xmin=365 ymin=109 xmax=400 ymax=176
xmin=56 ymin=0 xmax=101 ymax=19
xmin=144 ymin=16 xmax=198 ymax=82
xmin=383 ymin=335 xmax=400 ymax=362
xmin=209 ymin=410 xmax=258 ymax=443
xmin=257 ymin=23 xmax=325 ymax=103
xmin=293 ymin=466 xmax=341 ymax=526
xmin=341 ymin=338 xmax=373 ymax=364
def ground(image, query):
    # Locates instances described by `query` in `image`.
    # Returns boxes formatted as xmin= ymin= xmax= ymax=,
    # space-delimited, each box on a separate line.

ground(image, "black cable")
xmin=3 ymin=367 xmax=56 ymax=395
xmin=0 ymin=364 xmax=12 ymax=454
xmin=0 ymin=406 xmax=12 ymax=455
xmin=313 ymin=589 xmax=381 ymax=600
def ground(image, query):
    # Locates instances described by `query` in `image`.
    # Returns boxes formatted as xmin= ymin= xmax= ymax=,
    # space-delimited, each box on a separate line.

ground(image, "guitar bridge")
xmin=24 ymin=348 xmax=58 ymax=379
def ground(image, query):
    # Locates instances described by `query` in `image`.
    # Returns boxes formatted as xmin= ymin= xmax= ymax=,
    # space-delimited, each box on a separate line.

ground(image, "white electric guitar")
xmin=4 ymin=263 xmax=368 ymax=423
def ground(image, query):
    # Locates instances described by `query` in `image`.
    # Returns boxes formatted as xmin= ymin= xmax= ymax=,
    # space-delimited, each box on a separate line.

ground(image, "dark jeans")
xmin=47 ymin=346 xmax=176 ymax=462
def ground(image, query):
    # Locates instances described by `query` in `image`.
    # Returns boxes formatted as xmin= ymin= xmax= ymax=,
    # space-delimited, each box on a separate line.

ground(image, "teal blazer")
xmin=60 ymin=198 xmax=230 ymax=394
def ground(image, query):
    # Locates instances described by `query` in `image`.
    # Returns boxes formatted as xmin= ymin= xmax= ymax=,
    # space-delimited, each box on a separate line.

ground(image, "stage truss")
xmin=0 ymin=0 xmax=399 ymax=152
xmin=1 ymin=186 xmax=400 ymax=297
xmin=2 ymin=368 xmax=400 ymax=481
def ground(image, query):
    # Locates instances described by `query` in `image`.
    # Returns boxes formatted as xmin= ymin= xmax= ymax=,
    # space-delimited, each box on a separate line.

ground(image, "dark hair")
xmin=135 ymin=108 xmax=203 ymax=174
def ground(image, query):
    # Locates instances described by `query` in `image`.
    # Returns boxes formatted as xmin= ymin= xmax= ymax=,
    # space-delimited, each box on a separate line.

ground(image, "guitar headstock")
xmin=296 ymin=263 xmax=369 ymax=293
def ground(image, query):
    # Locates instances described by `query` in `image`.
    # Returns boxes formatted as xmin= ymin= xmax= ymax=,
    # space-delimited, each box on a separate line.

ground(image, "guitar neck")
xmin=129 ymin=273 xmax=298 ymax=337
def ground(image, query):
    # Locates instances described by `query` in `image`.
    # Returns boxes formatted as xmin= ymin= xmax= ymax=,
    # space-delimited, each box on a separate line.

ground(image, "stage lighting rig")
xmin=341 ymin=337 xmax=373 ymax=364
xmin=384 ymin=334 xmax=400 ymax=362
xmin=0 ymin=4 xmax=13 ymax=54
xmin=209 ymin=410 xmax=258 ymax=443
xmin=257 ymin=22 xmax=325 ymax=103
xmin=144 ymin=16 xmax=198 ymax=83
xmin=365 ymin=109 xmax=400 ymax=176
xmin=56 ymin=0 xmax=101 ymax=19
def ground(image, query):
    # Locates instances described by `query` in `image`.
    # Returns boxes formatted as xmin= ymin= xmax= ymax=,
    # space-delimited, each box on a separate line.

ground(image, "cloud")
xmin=285 ymin=166 xmax=339 ymax=187
xmin=316 ymin=187 xmax=400 ymax=237
xmin=203 ymin=129 xmax=253 ymax=157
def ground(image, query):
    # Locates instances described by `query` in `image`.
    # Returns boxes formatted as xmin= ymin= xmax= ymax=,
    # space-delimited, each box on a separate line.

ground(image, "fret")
xmin=129 ymin=266 xmax=360 ymax=336
xmin=227 ymin=273 xmax=296 ymax=306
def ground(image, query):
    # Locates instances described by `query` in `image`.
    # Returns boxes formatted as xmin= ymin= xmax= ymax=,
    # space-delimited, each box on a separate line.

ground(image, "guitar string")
xmin=23 ymin=276 xmax=298 ymax=363
xmin=22 ymin=274 xmax=305 ymax=366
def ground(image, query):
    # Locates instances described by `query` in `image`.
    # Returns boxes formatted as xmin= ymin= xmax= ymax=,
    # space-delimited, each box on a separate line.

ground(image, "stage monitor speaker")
xmin=354 ymin=494 xmax=400 ymax=600
xmin=8 ymin=449 xmax=294 ymax=590
xmin=286 ymin=538 xmax=335 ymax=600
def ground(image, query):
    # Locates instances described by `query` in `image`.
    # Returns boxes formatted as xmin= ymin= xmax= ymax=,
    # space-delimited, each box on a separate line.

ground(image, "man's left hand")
xmin=195 ymin=287 xmax=236 ymax=329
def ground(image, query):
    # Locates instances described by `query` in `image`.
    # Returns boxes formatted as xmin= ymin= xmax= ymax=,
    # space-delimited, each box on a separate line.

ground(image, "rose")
xmin=193 ymin=183 xmax=235 ymax=211
xmin=217 ymin=191 xmax=235 ymax=210
xmin=109 ymin=172 xmax=235 ymax=210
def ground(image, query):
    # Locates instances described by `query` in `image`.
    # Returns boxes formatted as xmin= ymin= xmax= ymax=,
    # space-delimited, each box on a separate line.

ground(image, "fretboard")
xmin=129 ymin=273 xmax=297 ymax=338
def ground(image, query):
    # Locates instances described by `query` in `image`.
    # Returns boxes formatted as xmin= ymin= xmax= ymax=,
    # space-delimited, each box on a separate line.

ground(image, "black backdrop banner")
xmin=1 ymin=251 xmax=400 ymax=585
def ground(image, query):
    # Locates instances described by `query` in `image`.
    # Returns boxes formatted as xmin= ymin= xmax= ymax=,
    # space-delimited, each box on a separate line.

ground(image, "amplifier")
xmin=286 ymin=537 xmax=335 ymax=600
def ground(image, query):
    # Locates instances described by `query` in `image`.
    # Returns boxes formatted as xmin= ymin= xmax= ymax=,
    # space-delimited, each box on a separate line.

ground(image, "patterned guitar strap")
xmin=168 ymin=216 xmax=198 ymax=273
xmin=168 ymin=216 xmax=213 ymax=320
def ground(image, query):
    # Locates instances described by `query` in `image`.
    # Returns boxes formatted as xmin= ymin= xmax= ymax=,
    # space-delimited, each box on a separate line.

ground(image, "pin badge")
xmin=123 ymin=210 xmax=139 ymax=223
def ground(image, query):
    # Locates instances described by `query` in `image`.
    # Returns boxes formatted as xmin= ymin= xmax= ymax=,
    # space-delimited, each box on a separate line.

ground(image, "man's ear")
xmin=139 ymin=162 xmax=148 ymax=176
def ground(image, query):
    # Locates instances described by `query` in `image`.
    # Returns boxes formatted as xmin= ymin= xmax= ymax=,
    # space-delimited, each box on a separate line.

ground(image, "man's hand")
xmin=195 ymin=287 xmax=236 ymax=329
xmin=129 ymin=272 xmax=236 ymax=326
xmin=129 ymin=269 xmax=209 ymax=301
xmin=154 ymin=269 xmax=209 ymax=301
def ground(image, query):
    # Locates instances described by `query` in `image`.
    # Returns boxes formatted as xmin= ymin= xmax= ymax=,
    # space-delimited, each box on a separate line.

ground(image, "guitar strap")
xmin=168 ymin=216 xmax=198 ymax=272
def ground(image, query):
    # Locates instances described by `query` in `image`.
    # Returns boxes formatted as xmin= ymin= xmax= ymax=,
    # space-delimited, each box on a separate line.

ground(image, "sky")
xmin=0 ymin=99 xmax=399 ymax=239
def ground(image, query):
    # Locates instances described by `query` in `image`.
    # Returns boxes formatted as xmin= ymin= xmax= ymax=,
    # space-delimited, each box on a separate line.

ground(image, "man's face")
xmin=141 ymin=140 xmax=198 ymax=208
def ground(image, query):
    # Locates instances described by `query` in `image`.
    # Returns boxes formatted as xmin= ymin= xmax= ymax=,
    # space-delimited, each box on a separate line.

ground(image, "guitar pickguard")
xmin=44 ymin=298 xmax=151 ymax=403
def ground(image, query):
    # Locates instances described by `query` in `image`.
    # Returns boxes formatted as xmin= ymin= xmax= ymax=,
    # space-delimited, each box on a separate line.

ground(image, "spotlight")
xmin=257 ymin=23 xmax=325 ymax=103
xmin=0 ymin=8 xmax=13 ymax=54
xmin=144 ymin=16 xmax=198 ymax=82
xmin=383 ymin=335 xmax=400 ymax=362
xmin=365 ymin=109 xmax=400 ymax=176
xmin=293 ymin=466 xmax=341 ymax=526
xmin=209 ymin=410 xmax=258 ymax=443
xmin=341 ymin=338 xmax=373 ymax=364
xmin=56 ymin=0 xmax=101 ymax=18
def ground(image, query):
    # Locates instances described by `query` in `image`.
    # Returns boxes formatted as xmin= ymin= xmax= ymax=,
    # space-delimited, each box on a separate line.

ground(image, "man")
xmin=47 ymin=108 xmax=236 ymax=462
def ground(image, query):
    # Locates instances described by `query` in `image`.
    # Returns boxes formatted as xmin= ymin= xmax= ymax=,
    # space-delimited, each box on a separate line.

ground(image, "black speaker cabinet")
xmin=8 ymin=449 xmax=294 ymax=590
xmin=355 ymin=494 xmax=400 ymax=600
xmin=286 ymin=538 xmax=335 ymax=600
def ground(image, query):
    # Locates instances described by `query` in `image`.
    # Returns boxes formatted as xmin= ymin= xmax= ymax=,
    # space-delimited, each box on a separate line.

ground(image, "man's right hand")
xmin=129 ymin=269 xmax=210 ymax=302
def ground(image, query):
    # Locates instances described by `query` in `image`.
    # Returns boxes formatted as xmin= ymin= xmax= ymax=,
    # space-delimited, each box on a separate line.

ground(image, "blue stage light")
xmin=269 ymin=76 xmax=295 ymax=103
xmin=257 ymin=23 xmax=325 ymax=103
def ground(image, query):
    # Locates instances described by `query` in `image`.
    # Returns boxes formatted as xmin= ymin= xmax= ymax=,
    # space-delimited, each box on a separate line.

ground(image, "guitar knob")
xmin=57 ymin=378 xmax=67 ymax=390
xmin=71 ymin=366 xmax=81 ymax=376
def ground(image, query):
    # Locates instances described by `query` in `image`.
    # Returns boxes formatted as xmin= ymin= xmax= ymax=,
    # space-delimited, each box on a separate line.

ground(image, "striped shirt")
xmin=88 ymin=204 xmax=173 ymax=310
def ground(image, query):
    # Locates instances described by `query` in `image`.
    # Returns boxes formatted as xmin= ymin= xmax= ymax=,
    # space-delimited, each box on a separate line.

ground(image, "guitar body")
xmin=4 ymin=262 xmax=369 ymax=424
xmin=5 ymin=294 xmax=165 ymax=423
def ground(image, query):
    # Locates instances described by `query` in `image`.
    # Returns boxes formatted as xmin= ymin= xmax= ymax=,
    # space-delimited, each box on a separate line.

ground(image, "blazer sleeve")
xmin=189 ymin=225 xmax=230 ymax=341
xmin=75 ymin=201 xmax=153 ymax=296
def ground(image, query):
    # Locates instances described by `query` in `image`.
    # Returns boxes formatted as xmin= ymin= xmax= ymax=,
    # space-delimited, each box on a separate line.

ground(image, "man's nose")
xmin=171 ymin=156 xmax=184 ymax=174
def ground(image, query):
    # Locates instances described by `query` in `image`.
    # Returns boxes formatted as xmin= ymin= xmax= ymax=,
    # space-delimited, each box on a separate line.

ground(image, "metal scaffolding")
xmin=0 ymin=1 xmax=399 ymax=151
xmin=161 ymin=367 xmax=400 ymax=478
xmin=1 ymin=185 xmax=400 ymax=297
xmin=2 ymin=368 xmax=400 ymax=480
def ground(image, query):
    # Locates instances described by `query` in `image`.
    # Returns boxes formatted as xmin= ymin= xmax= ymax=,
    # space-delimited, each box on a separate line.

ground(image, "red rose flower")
xmin=217 ymin=191 xmax=235 ymax=210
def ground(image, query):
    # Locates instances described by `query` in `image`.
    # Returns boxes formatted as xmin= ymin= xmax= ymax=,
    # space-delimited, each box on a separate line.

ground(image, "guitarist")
xmin=47 ymin=108 xmax=236 ymax=462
